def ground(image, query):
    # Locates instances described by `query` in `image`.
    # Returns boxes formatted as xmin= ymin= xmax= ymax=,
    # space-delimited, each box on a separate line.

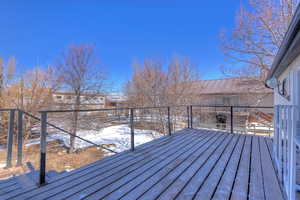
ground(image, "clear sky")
xmin=1 ymin=0 xmax=240 ymax=91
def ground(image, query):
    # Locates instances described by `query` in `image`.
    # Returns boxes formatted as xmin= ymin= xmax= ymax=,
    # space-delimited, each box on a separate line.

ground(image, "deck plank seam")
xmin=49 ymin=129 xmax=191 ymax=183
xmin=247 ymin=135 xmax=253 ymax=200
xmin=199 ymin=134 xmax=242 ymax=200
xmin=211 ymin=134 xmax=248 ymax=200
xmin=170 ymin=133 xmax=232 ymax=199
xmin=258 ymin=137 xmax=267 ymax=200
xmin=36 ymin=129 xmax=204 ymax=200
xmin=0 ymin=184 xmax=20 ymax=196
xmin=176 ymin=133 xmax=237 ymax=200
xmin=4 ymin=133 xmax=189 ymax=200
xmin=193 ymin=134 xmax=243 ymax=200
xmin=99 ymin=131 xmax=218 ymax=199
xmin=70 ymin=130 xmax=215 ymax=200
xmin=116 ymin=131 xmax=223 ymax=200
xmin=8 ymin=130 xmax=197 ymax=200
xmin=263 ymin=137 xmax=286 ymax=199
xmin=113 ymin=131 xmax=222 ymax=200
xmin=135 ymin=132 xmax=228 ymax=200
xmin=0 ymin=129 xmax=284 ymax=200
xmin=194 ymin=134 xmax=243 ymax=200
xmin=228 ymin=135 xmax=247 ymax=200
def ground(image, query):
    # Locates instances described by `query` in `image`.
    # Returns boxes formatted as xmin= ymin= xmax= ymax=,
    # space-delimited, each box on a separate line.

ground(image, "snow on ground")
xmin=26 ymin=125 xmax=159 ymax=153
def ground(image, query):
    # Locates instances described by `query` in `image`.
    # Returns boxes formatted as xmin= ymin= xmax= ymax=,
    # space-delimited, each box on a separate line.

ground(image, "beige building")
xmin=191 ymin=77 xmax=274 ymax=133
xmin=52 ymin=91 xmax=106 ymax=109
xmin=195 ymin=77 xmax=273 ymax=107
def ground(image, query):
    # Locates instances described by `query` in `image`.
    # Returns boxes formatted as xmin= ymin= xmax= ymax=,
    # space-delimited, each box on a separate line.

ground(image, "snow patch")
xmin=26 ymin=125 xmax=159 ymax=153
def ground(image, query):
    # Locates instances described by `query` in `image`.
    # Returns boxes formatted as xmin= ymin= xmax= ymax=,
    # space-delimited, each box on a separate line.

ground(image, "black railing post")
xmin=167 ymin=107 xmax=171 ymax=136
xmin=230 ymin=106 xmax=233 ymax=133
xmin=17 ymin=110 xmax=23 ymax=166
xmin=6 ymin=109 xmax=15 ymax=168
xmin=130 ymin=108 xmax=134 ymax=151
xmin=187 ymin=106 xmax=190 ymax=128
xmin=190 ymin=105 xmax=193 ymax=129
xmin=40 ymin=112 xmax=47 ymax=186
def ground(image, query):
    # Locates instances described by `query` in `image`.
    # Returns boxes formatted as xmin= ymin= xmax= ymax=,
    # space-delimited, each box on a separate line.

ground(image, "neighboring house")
xmin=105 ymin=93 xmax=128 ymax=108
xmin=191 ymin=78 xmax=273 ymax=133
xmin=266 ymin=5 xmax=300 ymax=200
xmin=52 ymin=91 xmax=106 ymax=109
xmin=195 ymin=77 xmax=273 ymax=106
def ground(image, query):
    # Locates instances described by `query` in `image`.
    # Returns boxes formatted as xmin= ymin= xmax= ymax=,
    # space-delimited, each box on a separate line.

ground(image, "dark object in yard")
xmin=26 ymin=162 xmax=35 ymax=172
xmin=216 ymin=114 xmax=227 ymax=129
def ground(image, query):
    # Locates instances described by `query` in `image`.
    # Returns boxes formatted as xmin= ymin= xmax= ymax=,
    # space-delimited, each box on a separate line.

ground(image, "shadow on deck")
xmin=0 ymin=129 xmax=284 ymax=200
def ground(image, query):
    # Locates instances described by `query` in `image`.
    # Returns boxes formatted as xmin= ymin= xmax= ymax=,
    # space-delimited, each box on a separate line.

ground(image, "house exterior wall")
xmin=198 ymin=93 xmax=273 ymax=107
xmin=272 ymin=51 xmax=300 ymax=200
xmin=275 ymin=54 xmax=300 ymax=106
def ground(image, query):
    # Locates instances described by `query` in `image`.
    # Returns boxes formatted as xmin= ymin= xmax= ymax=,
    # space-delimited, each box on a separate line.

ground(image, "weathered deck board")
xmin=9 ymin=129 xmax=196 ymax=200
xmin=192 ymin=134 xmax=240 ymax=200
xmin=130 ymin=132 xmax=227 ymax=200
xmin=230 ymin=135 xmax=252 ymax=200
xmin=0 ymin=183 xmax=20 ymax=196
xmin=0 ymin=129 xmax=284 ymax=200
xmin=259 ymin=137 xmax=284 ymax=200
xmin=2 ymin=128 xmax=191 ymax=199
xmin=249 ymin=136 xmax=265 ymax=200
xmin=54 ymin=130 xmax=211 ymax=200
xmin=173 ymin=134 xmax=235 ymax=199
xmin=211 ymin=135 xmax=246 ymax=200
xmin=82 ymin=131 xmax=218 ymax=200
xmin=93 ymin=131 xmax=218 ymax=200
xmin=14 ymin=129 xmax=201 ymax=200
xmin=155 ymin=134 xmax=236 ymax=200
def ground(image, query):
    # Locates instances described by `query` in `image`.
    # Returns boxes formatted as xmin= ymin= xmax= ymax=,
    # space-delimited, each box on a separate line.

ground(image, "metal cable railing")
xmin=22 ymin=111 xmax=117 ymax=154
xmin=37 ymin=105 xmax=273 ymax=185
xmin=0 ymin=105 xmax=274 ymax=186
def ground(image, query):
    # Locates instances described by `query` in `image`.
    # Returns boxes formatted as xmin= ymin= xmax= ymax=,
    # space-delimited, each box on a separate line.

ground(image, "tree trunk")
xmin=69 ymin=94 xmax=80 ymax=153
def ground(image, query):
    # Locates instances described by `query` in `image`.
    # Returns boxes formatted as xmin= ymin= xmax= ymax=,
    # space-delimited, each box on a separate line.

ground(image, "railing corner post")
xmin=167 ymin=107 xmax=171 ymax=136
xmin=16 ymin=110 xmax=23 ymax=166
xmin=230 ymin=106 xmax=233 ymax=134
xmin=6 ymin=109 xmax=15 ymax=168
xmin=130 ymin=108 xmax=134 ymax=151
xmin=187 ymin=106 xmax=190 ymax=128
xmin=190 ymin=105 xmax=193 ymax=129
xmin=39 ymin=112 xmax=47 ymax=186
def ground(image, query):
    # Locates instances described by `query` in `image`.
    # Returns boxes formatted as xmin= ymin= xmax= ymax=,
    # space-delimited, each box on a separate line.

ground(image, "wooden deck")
xmin=0 ymin=129 xmax=284 ymax=200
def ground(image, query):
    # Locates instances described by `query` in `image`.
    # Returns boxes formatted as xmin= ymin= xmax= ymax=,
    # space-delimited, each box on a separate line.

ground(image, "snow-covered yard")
xmin=26 ymin=125 xmax=160 ymax=153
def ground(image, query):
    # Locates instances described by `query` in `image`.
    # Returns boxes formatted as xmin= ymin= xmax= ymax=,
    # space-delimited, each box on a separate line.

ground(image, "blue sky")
xmin=1 ymin=0 xmax=240 ymax=91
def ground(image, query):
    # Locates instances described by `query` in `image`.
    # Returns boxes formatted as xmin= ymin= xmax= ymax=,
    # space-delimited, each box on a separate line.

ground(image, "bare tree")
xmin=56 ymin=44 xmax=106 ymax=152
xmin=125 ymin=56 xmax=200 ymax=134
xmin=0 ymin=56 xmax=59 ymax=144
xmin=0 ymin=57 xmax=16 ymax=144
xmin=0 ymin=57 xmax=16 ymax=107
xmin=126 ymin=56 xmax=199 ymax=107
xmin=167 ymin=56 xmax=200 ymax=105
xmin=220 ymin=0 xmax=298 ymax=81
xmin=2 ymin=67 xmax=59 ymax=142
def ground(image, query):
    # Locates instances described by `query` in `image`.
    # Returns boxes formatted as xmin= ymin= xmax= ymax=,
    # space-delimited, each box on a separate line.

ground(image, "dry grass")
xmin=0 ymin=140 xmax=106 ymax=179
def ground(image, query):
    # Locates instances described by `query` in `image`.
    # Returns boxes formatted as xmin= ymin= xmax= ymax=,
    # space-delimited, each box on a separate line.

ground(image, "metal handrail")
xmin=0 ymin=108 xmax=16 ymax=111
xmin=38 ymin=105 xmax=273 ymax=113
xmin=1 ymin=105 xmax=274 ymax=186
